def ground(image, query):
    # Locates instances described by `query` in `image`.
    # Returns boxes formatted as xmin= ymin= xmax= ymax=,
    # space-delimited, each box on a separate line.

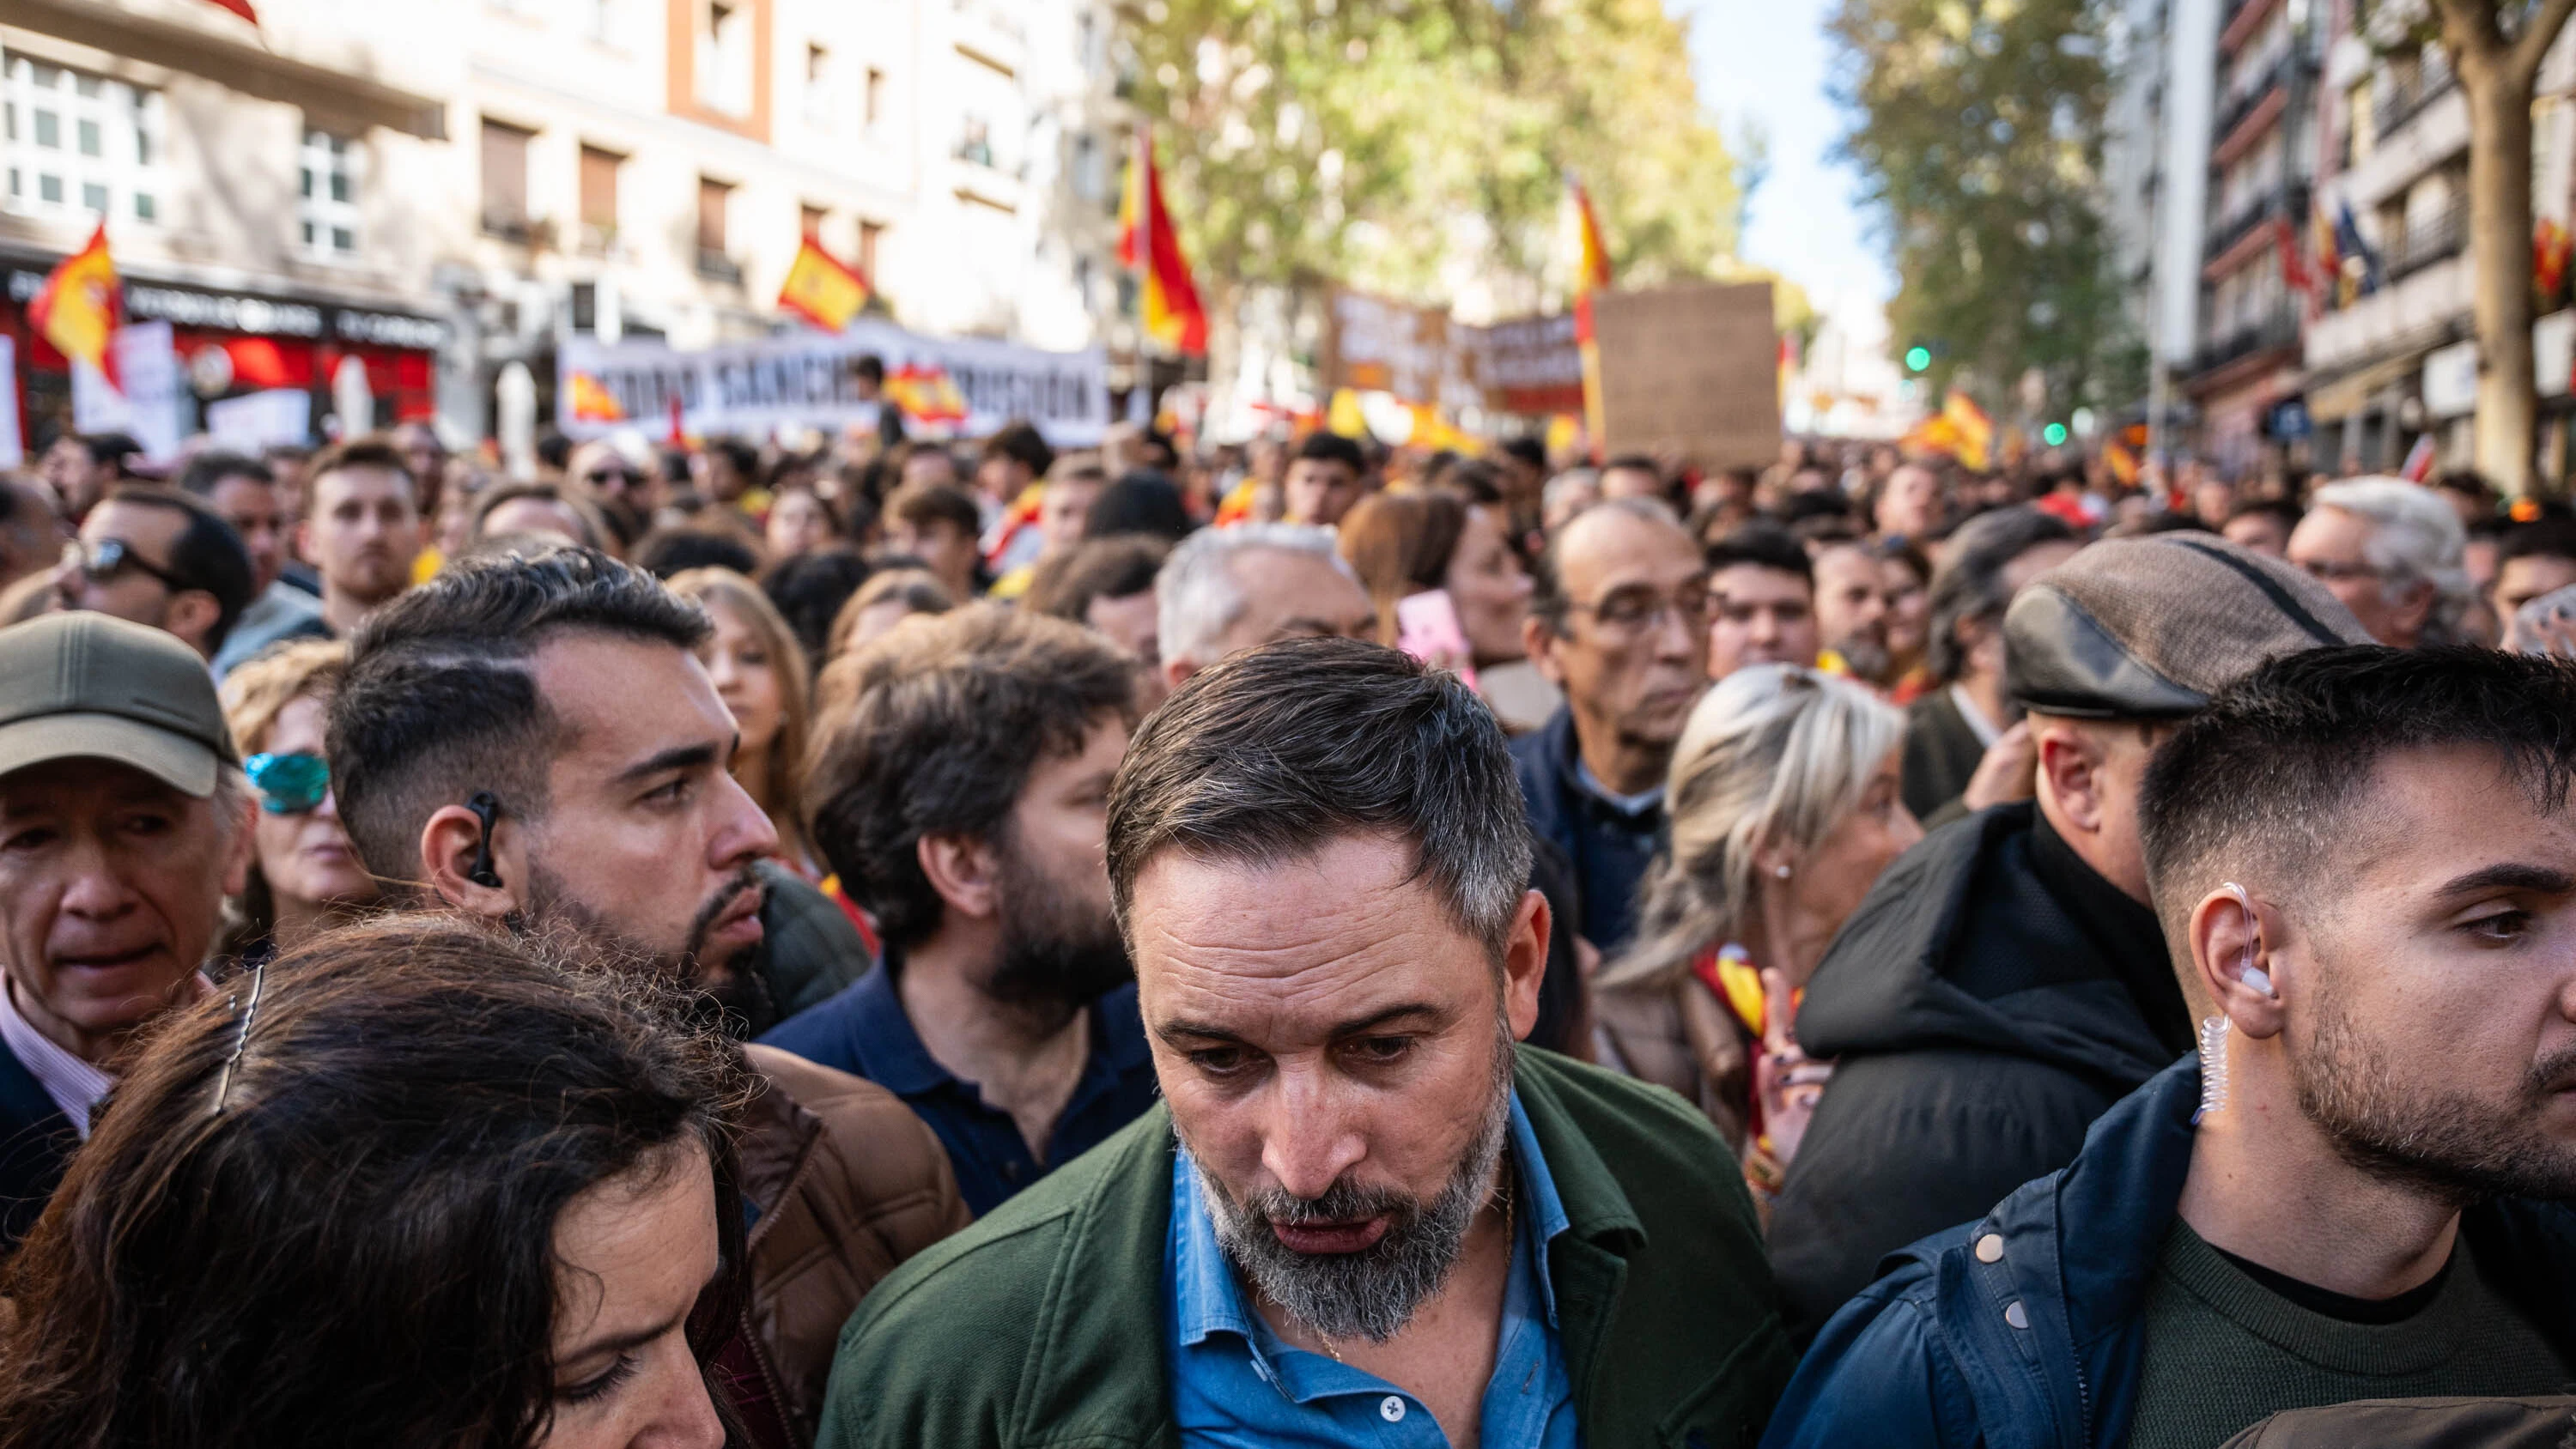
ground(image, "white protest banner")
xmin=557 ymin=321 xmax=1110 ymax=446
xmin=71 ymin=320 xmax=184 ymax=462
xmin=0 ymin=336 xmax=22 ymax=469
xmin=205 ymin=388 xmax=313 ymax=452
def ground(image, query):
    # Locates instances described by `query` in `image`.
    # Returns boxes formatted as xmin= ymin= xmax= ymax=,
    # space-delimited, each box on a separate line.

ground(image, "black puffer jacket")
xmin=1767 ymin=801 xmax=2195 ymax=1343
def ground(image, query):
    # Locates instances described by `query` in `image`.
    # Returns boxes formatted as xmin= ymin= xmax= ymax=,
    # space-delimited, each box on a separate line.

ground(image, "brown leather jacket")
xmin=735 ymin=1044 xmax=971 ymax=1443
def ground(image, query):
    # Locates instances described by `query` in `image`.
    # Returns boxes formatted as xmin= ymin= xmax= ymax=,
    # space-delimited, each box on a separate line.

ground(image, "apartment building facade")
xmin=0 ymin=0 xmax=1124 ymax=450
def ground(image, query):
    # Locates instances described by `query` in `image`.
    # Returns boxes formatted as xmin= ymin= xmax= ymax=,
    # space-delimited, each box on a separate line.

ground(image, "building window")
xmin=696 ymin=176 xmax=738 ymax=280
xmin=858 ymin=220 xmax=882 ymax=281
xmin=299 ymin=130 xmax=361 ymax=258
xmin=579 ymin=144 xmax=620 ymax=252
xmin=799 ymin=203 xmax=827 ymax=241
xmin=697 ymin=1 xmax=754 ymax=117
xmin=480 ymin=117 xmax=532 ymax=239
xmin=2 ymin=58 xmax=161 ymax=225
xmin=864 ymin=66 xmax=885 ymax=132
xmin=805 ymin=43 xmax=832 ymax=128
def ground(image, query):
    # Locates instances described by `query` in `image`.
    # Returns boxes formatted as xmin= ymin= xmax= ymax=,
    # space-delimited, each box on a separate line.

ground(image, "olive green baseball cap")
xmin=0 ymin=612 xmax=236 ymax=797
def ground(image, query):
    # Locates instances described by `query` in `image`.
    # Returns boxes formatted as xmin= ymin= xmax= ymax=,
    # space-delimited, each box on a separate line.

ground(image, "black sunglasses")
xmin=61 ymin=537 xmax=191 ymax=592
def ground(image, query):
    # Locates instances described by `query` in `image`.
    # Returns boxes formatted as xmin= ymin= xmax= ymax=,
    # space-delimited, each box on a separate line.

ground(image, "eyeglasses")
xmin=2297 ymin=558 xmax=2383 ymax=584
xmin=1566 ymin=582 xmax=1714 ymax=635
xmin=60 ymin=537 xmax=190 ymax=592
xmin=246 ymin=751 xmax=331 ymax=815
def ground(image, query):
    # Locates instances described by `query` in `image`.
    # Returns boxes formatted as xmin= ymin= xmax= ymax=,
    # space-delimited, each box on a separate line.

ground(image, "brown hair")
xmin=219 ymin=638 xmax=350 ymax=758
xmin=665 ymin=567 xmax=814 ymax=864
xmin=1335 ymin=491 xmax=1470 ymax=645
xmin=823 ymin=567 xmax=954 ymax=664
xmin=884 ymin=481 xmax=981 ymax=537
xmin=302 ymin=435 xmax=416 ymax=512
xmin=804 ymin=604 xmax=1137 ymax=949
xmin=1026 ymin=536 xmax=1167 ymax=624
xmin=0 ymin=915 xmax=752 ymax=1449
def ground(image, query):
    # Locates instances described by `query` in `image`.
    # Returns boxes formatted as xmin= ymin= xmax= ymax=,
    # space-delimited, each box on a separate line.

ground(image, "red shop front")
xmin=0 ymin=251 xmax=447 ymax=452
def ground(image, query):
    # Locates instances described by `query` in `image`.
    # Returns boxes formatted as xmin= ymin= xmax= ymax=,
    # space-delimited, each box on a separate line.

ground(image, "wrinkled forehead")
xmin=1126 ymin=838 xmax=1496 ymax=1035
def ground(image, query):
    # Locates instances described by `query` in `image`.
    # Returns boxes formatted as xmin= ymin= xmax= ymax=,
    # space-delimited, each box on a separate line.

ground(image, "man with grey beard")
xmin=817 ymin=638 xmax=1794 ymax=1449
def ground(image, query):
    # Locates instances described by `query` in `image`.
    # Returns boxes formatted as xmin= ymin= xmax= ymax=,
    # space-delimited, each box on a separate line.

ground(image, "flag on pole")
xmin=1568 ymin=173 xmax=1614 ymax=458
xmin=29 ymin=221 xmax=121 ymax=392
xmin=777 ymin=233 xmax=870 ymax=332
xmin=1117 ymin=129 xmax=1207 ymax=357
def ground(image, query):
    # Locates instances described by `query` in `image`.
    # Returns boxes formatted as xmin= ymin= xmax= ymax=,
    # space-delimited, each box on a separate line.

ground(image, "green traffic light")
xmin=2042 ymin=422 xmax=2068 ymax=446
xmin=1905 ymin=346 xmax=1931 ymax=372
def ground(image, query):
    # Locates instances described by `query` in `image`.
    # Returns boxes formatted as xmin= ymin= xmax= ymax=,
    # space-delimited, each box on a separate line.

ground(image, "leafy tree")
xmin=1827 ymin=0 xmax=2138 ymax=422
xmin=2362 ymin=0 xmax=2576 ymax=493
xmin=1118 ymin=0 xmax=1744 ymax=337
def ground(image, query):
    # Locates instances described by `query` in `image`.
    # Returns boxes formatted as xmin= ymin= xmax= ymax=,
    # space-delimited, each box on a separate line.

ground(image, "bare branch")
xmin=2515 ymin=0 xmax=2576 ymax=82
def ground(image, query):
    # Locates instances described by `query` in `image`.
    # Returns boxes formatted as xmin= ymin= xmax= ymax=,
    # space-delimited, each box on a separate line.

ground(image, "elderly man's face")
xmin=2289 ymin=506 xmax=2431 ymax=647
xmin=1133 ymin=833 xmax=1546 ymax=1336
xmin=1531 ymin=507 xmax=1709 ymax=754
xmin=0 ymin=757 xmax=246 ymax=1057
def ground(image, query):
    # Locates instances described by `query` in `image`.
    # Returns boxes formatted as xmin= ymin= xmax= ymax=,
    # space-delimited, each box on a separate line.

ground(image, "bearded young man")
xmin=1764 ymin=646 xmax=2576 ymax=1449
xmin=762 ymin=604 xmax=1156 ymax=1216
xmin=817 ymin=639 xmax=1792 ymax=1449
xmin=328 ymin=546 xmax=965 ymax=1446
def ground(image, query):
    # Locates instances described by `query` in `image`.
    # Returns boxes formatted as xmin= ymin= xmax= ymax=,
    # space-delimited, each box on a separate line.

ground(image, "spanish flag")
xmin=777 ymin=233 xmax=870 ymax=333
xmin=30 ymin=221 xmax=120 ymax=391
xmin=1118 ymin=129 xmax=1208 ymax=357
xmin=1569 ymin=174 xmax=1614 ymax=457
xmin=1941 ymin=391 xmax=1995 ymax=472
xmin=568 ymin=372 xmax=625 ymax=422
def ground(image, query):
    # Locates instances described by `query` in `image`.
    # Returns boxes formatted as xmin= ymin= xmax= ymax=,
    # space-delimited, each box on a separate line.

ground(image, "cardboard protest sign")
xmin=1590 ymin=281 xmax=1779 ymax=469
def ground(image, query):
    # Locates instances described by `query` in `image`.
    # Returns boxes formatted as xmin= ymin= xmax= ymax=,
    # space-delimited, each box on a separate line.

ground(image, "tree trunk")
xmin=2466 ymin=57 xmax=2539 ymax=494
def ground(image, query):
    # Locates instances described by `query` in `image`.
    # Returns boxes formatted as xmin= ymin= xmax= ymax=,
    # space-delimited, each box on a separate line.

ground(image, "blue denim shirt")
xmin=1166 ymin=1091 xmax=1578 ymax=1448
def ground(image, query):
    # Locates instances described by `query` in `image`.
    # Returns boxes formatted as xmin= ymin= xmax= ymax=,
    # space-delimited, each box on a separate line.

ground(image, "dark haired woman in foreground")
xmin=0 ymin=918 xmax=752 ymax=1449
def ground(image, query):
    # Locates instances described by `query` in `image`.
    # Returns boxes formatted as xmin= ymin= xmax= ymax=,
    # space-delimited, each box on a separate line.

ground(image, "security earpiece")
xmin=2221 ymin=882 xmax=2273 ymax=997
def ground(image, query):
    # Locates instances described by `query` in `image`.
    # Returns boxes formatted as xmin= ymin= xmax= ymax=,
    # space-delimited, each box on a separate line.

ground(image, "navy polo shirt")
xmin=757 ymin=953 xmax=1161 ymax=1216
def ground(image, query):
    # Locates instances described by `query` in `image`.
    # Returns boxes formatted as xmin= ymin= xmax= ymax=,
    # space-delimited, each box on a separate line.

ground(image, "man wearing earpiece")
xmin=1768 ymin=534 xmax=2372 ymax=1340
xmin=1761 ymin=646 xmax=2576 ymax=1449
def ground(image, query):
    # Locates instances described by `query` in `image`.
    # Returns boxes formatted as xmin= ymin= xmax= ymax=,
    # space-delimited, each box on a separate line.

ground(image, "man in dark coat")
xmin=1765 ymin=646 xmax=2576 ymax=1448
xmin=1512 ymin=499 xmax=1709 ymax=953
xmin=1768 ymin=533 xmax=2368 ymax=1341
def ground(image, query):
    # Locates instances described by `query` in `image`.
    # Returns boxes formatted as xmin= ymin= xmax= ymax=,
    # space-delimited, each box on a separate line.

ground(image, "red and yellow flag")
xmin=883 ymin=362 xmax=966 ymax=426
xmin=30 ymin=221 xmax=120 ymax=391
xmin=1941 ymin=391 xmax=1995 ymax=471
xmin=777 ymin=233 xmax=870 ymax=333
xmin=568 ymin=372 xmax=625 ymax=422
xmin=1118 ymin=129 xmax=1208 ymax=357
xmin=1568 ymin=174 xmax=1614 ymax=457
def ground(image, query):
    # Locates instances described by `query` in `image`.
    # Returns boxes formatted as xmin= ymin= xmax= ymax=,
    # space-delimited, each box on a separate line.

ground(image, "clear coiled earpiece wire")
xmin=2196 ymin=882 xmax=2263 ymax=1122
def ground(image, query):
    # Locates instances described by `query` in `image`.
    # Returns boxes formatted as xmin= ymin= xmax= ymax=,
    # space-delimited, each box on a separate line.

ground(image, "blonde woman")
xmin=1594 ymin=663 xmax=1918 ymax=1195
xmin=217 ymin=640 xmax=379 ymax=968
xmin=665 ymin=567 xmax=817 ymax=876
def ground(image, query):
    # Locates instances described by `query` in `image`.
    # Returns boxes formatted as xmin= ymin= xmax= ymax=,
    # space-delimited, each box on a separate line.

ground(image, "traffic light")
xmin=2042 ymin=422 xmax=2068 ymax=446
xmin=1904 ymin=345 xmax=1931 ymax=373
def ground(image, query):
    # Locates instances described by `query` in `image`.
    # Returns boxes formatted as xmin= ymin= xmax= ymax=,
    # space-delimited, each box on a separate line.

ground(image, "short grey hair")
xmin=1541 ymin=468 xmax=1600 ymax=514
xmin=1155 ymin=522 xmax=1352 ymax=671
xmin=1109 ymin=637 xmax=1533 ymax=961
xmin=2312 ymin=477 xmax=2474 ymax=643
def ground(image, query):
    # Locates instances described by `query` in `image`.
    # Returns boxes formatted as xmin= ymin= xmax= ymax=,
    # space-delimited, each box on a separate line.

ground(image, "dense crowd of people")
xmin=1 ymin=414 xmax=2574 ymax=1449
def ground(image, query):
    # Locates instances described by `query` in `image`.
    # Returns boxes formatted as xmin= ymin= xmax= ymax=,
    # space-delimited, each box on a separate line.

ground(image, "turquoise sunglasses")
xmin=245 ymin=751 xmax=331 ymax=815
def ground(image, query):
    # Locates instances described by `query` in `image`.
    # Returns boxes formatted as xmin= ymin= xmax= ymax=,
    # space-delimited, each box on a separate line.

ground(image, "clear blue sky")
xmin=1674 ymin=0 xmax=1894 ymax=309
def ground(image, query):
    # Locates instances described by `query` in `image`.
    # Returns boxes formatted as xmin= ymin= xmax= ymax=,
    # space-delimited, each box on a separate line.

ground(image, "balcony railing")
xmin=2213 ymin=51 xmax=2294 ymax=144
xmin=2206 ymin=179 xmax=2311 ymax=262
xmin=2195 ymin=306 xmax=2300 ymax=376
xmin=481 ymin=208 xmax=532 ymax=243
xmin=2383 ymin=200 xmax=2466 ymax=282
xmin=696 ymin=248 xmax=743 ymax=284
xmin=2375 ymin=62 xmax=2457 ymax=140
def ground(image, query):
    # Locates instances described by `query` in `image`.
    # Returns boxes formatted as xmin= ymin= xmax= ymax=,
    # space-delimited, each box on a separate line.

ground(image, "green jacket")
xmin=816 ymin=1046 xmax=1797 ymax=1449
